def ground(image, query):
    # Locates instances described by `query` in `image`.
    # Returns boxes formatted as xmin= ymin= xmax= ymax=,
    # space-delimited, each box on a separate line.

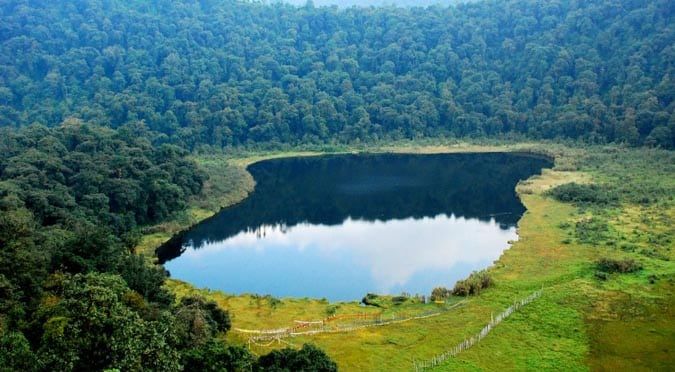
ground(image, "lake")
xmin=157 ymin=153 xmax=552 ymax=301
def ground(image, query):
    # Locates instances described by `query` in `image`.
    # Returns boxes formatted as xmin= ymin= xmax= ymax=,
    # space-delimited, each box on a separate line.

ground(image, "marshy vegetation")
xmin=594 ymin=258 xmax=643 ymax=281
xmin=429 ymin=270 xmax=495 ymax=300
xmin=547 ymin=182 xmax=618 ymax=206
xmin=451 ymin=270 xmax=494 ymax=297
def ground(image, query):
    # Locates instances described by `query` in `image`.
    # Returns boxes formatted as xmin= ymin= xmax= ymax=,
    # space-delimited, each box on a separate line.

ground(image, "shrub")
xmin=547 ymin=183 xmax=618 ymax=206
xmin=325 ymin=304 xmax=338 ymax=317
xmin=575 ymin=217 xmax=610 ymax=245
xmin=361 ymin=293 xmax=382 ymax=307
xmin=452 ymin=270 xmax=494 ymax=296
xmin=174 ymin=296 xmax=231 ymax=348
xmin=640 ymin=248 xmax=669 ymax=261
xmin=391 ymin=295 xmax=408 ymax=305
xmin=430 ymin=287 xmax=451 ymax=302
xmin=596 ymin=258 xmax=642 ymax=274
xmin=264 ymin=294 xmax=282 ymax=308
xmin=182 ymin=341 xmax=254 ymax=372
xmin=255 ymin=344 xmax=337 ymax=372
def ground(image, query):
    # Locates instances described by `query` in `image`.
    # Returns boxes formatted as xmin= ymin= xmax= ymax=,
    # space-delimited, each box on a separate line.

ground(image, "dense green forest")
xmin=0 ymin=0 xmax=672 ymax=148
xmin=0 ymin=122 xmax=336 ymax=369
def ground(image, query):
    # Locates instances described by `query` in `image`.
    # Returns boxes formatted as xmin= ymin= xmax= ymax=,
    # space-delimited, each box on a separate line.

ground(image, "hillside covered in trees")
xmin=0 ymin=0 xmax=673 ymax=148
xmin=0 ymin=121 xmax=338 ymax=370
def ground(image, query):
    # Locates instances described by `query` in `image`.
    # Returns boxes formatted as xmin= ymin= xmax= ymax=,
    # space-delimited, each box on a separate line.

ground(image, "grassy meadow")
xmin=136 ymin=142 xmax=674 ymax=371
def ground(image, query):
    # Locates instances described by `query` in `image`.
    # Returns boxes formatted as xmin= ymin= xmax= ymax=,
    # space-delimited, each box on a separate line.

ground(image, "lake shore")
xmin=135 ymin=141 xmax=674 ymax=370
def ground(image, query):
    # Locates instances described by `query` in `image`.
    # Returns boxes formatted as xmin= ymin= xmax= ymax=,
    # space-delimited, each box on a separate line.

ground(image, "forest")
xmin=0 ymin=121 xmax=337 ymax=370
xmin=0 ymin=0 xmax=673 ymax=371
xmin=0 ymin=0 xmax=672 ymax=148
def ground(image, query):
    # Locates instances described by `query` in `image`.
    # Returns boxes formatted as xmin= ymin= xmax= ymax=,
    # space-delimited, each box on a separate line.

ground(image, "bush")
xmin=596 ymin=258 xmax=642 ymax=274
xmin=575 ymin=217 xmax=610 ymax=245
xmin=182 ymin=341 xmax=254 ymax=372
xmin=391 ymin=295 xmax=408 ymax=305
xmin=452 ymin=270 xmax=494 ymax=296
xmin=174 ymin=296 xmax=231 ymax=348
xmin=361 ymin=293 xmax=382 ymax=307
xmin=255 ymin=344 xmax=337 ymax=372
xmin=640 ymin=248 xmax=669 ymax=261
xmin=547 ymin=183 xmax=618 ymax=206
xmin=325 ymin=304 xmax=339 ymax=317
xmin=0 ymin=332 xmax=36 ymax=371
xmin=430 ymin=287 xmax=451 ymax=302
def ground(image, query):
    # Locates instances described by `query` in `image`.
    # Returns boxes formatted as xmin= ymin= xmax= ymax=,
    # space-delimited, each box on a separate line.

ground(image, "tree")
xmin=615 ymin=109 xmax=640 ymax=145
xmin=173 ymin=296 xmax=232 ymax=349
xmin=255 ymin=344 xmax=338 ymax=372
xmin=645 ymin=126 xmax=673 ymax=149
xmin=35 ymin=273 xmax=181 ymax=371
xmin=0 ymin=0 xmax=670 ymax=146
xmin=182 ymin=341 xmax=254 ymax=372
xmin=0 ymin=332 xmax=37 ymax=371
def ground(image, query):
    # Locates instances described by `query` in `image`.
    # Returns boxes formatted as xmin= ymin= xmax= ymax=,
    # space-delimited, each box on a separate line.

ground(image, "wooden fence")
xmin=236 ymin=300 xmax=467 ymax=344
xmin=412 ymin=290 xmax=543 ymax=371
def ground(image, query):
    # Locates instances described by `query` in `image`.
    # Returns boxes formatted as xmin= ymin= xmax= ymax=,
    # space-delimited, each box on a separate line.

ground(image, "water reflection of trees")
xmin=157 ymin=153 xmax=551 ymax=263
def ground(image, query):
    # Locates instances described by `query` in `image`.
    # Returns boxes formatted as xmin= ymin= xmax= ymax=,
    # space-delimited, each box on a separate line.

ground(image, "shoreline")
xmin=135 ymin=142 xmax=674 ymax=370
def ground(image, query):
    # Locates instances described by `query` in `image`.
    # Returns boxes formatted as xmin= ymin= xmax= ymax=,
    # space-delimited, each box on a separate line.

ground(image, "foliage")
xmin=576 ymin=148 xmax=675 ymax=206
xmin=547 ymin=182 xmax=618 ymax=206
xmin=117 ymin=254 xmax=174 ymax=307
xmin=34 ymin=273 xmax=182 ymax=371
xmin=0 ymin=0 xmax=672 ymax=148
xmin=0 ymin=123 xmax=207 ymax=360
xmin=0 ymin=0 xmax=671 ymax=368
xmin=391 ymin=295 xmax=409 ymax=305
xmin=0 ymin=122 xmax=299 ymax=371
xmin=255 ymin=344 xmax=338 ymax=372
xmin=0 ymin=332 xmax=36 ymax=372
xmin=452 ymin=270 xmax=494 ymax=296
xmin=0 ymin=123 xmax=206 ymax=233
xmin=430 ymin=287 xmax=451 ymax=302
xmin=596 ymin=258 xmax=643 ymax=274
xmin=574 ymin=217 xmax=611 ymax=245
xmin=173 ymin=296 xmax=232 ymax=348
xmin=0 ymin=126 xmax=340 ymax=371
xmin=181 ymin=341 xmax=254 ymax=372
xmin=361 ymin=293 xmax=382 ymax=307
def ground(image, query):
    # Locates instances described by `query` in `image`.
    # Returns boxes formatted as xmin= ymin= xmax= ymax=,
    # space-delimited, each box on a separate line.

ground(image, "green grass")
xmin=136 ymin=142 xmax=675 ymax=371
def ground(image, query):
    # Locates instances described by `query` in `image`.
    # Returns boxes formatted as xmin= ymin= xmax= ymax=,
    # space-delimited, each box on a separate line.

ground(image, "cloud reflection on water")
xmin=168 ymin=214 xmax=516 ymax=299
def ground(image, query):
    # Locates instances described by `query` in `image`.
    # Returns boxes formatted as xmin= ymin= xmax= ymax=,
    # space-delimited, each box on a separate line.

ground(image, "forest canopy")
xmin=0 ymin=119 xmax=338 ymax=371
xmin=0 ymin=0 xmax=672 ymax=148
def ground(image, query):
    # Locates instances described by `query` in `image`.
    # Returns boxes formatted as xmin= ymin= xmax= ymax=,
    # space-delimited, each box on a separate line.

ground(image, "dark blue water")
xmin=157 ymin=153 xmax=551 ymax=301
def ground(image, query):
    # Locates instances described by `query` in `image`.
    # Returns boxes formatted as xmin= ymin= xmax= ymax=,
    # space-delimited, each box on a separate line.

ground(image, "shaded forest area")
xmin=0 ymin=121 xmax=337 ymax=370
xmin=0 ymin=0 xmax=672 ymax=148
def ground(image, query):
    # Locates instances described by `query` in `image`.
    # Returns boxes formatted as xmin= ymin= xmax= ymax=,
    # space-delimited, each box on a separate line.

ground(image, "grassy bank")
xmin=134 ymin=150 xmax=330 ymax=257
xmin=136 ymin=142 xmax=674 ymax=370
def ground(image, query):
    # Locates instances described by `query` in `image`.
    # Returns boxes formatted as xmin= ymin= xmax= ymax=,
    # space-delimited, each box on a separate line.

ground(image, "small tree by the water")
xmin=452 ymin=270 xmax=494 ymax=296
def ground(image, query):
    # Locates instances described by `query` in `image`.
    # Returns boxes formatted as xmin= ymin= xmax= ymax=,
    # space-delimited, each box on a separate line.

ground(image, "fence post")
xmin=411 ymin=289 xmax=544 ymax=371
